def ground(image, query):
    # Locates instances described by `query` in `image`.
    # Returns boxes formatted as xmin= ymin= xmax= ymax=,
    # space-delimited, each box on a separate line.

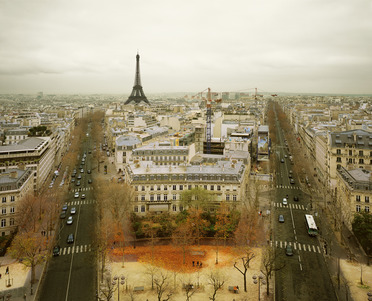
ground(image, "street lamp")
xmin=112 ymin=275 xmax=125 ymax=301
xmin=252 ymin=273 xmax=266 ymax=301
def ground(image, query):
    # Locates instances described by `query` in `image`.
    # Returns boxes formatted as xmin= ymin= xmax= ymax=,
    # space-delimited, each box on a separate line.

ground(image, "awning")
xmin=148 ymin=204 xmax=169 ymax=212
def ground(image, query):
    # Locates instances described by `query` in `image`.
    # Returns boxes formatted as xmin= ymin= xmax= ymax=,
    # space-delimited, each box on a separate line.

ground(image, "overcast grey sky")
xmin=1 ymin=0 xmax=372 ymax=95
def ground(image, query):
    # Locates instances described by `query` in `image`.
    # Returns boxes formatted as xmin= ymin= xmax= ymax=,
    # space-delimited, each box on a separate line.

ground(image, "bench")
xmin=228 ymin=286 xmax=239 ymax=294
xmin=133 ymin=286 xmax=144 ymax=292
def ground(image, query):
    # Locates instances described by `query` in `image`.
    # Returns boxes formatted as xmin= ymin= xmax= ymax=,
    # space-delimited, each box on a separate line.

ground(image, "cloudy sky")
xmin=1 ymin=0 xmax=372 ymax=95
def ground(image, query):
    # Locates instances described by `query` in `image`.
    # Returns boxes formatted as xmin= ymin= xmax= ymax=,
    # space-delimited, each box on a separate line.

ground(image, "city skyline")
xmin=1 ymin=0 xmax=372 ymax=95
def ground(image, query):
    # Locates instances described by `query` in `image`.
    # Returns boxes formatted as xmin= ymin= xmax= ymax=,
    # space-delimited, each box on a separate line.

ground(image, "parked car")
xmin=67 ymin=216 xmax=73 ymax=225
xmin=76 ymin=180 xmax=81 ymax=186
xmin=87 ymin=169 xmax=91 ymax=174
xmin=53 ymin=246 xmax=60 ymax=256
xmin=278 ymin=215 xmax=285 ymax=223
xmin=67 ymin=233 xmax=74 ymax=244
xmin=60 ymin=211 xmax=67 ymax=219
xmin=281 ymin=158 xmax=284 ymax=163
xmin=62 ymin=204 xmax=68 ymax=211
xmin=77 ymin=174 xmax=82 ymax=179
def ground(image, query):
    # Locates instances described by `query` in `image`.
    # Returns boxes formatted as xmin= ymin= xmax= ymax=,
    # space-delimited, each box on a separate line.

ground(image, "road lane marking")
xmin=317 ymin=246 xmax=321 ymax=253
xmin=293 ymin=243 xmax=297 ymax=250
xmin=67 ymin=247 xmax=70 ymax=255
xmin=308 ymin=245 xmax=311 ymax=252
xmin=312 ymin=245 xmax=316 ymax=252
xmin=298 ymin=244 xmax=302 ymax=251
xmin=303 ymin=244 xmax=306 ymax=250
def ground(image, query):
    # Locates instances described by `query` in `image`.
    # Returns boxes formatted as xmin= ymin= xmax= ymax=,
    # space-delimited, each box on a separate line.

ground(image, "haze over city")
xmin=1 ymin=0 xmax=372 ymax=95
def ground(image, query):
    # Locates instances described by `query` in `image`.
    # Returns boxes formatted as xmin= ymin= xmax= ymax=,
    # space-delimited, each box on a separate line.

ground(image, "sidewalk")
xmin=0 ymin=254 xmax=45 ymax=301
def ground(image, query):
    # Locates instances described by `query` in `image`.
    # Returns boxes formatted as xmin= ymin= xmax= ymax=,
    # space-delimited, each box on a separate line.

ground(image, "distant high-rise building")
xmin=125 ymin=53 xmax=150 ymax=105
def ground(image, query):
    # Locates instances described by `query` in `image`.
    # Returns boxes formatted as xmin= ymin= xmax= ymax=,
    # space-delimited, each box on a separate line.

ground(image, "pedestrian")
xmin=192 ymin=261 xmax=194 ymax=266
xmin=6 ymin=266 xmax=9 ymax=274
xmin=0 ymin=273 xmax=2 ymax=279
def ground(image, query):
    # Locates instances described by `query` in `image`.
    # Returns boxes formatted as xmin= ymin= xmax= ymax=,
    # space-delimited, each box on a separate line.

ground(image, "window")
xmin=164 ymin=186 xmax=168 ymax=191
xmin=179 ymin=185 xmax=183 ymax=191
xmin=1 ymin=208 xmax=6 ymax=215
xmin=173 ymin=185 xmax=177 ymax=190
xmin=204 ymin=185 xmax=208 ymax=190
xmin=217 ymin=185 xmax=221 ymax=191
xmin=179 ymin=205 xmax=184 ymax=212
xmin=188 ymin=185 xmax=192 ymax=190
xmin=141 ymin=205 xmax=145 ymax=212
xmin=172 ymin=205 xmax=177 ymax=212
xmin=365 ymin=206 xmax=370 ymax=213
xmin=233 ymin=195 xmax=237 ymax=201
xmin=366 ymin=196 xmax=370 ymax=203
xmin=359 ymin=159 xmax=364 ymax=164
xmin=9 ymin=218 xmax=14 ymax=226
xmin=157 ymin=185 xmax=161 ymax=191
xmin=173 ymin=194 xmax=177 ymax=200
xmin=226 ymin=194 xmax=230 ymax=201
xmin=157 ymin=194 xmax=161 ymax=201
xmin=164 ymin=194 xmax=168 ymax=201
xmin=10 ymin=207 xmax=15 ymax=214
xmin=135 ymin=186 xmax=138 ymax=191
xmin=336 ymin=149 xmax=341 ymax=155
xmin=134 ymin=206 xmax=138 ymax=212
xmin=0 ymin=219 xmax=5 ymax=227
xmin=336 ymin=157 xmax=341 ymax=163
xmin=142 ymin=186 xmax=145 ymax=191
xmin=2 ymin=197 xmax=6 ymax=203
xmin=349 ymin=150 xmax=353 ymax=156
xmin=356 ymin=205 xmax=361 ymax=212
xmin=141 ymin=195 xmax=145 ymax=201
xmin=356 ymin=195 xmax=361 ymax=202
xmin=150 ymin=195 xmax=154 ymax=201
xmin=348 ymin=158 xmax=353 ymax=163
xmin=151 ymin=186 xmax=154 ymax=191
xmin=359 ymin=151 xmax=364 ymax=156
xmin=10 ymin=196 xmax=15 ymax=202
xmin=210 ymin=185 xmax=214 ymax=191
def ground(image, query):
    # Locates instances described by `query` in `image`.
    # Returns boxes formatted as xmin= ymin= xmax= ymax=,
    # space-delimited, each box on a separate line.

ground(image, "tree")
xmin=261 ymin=246 xmax=285 ymax=296
xmin=154 ymin=271 xmax=173 ymax=301
xmin=7 ymin=231 xmax=48 ymax=288
xmin=208 ymin=270 xmax=226 ymax=301
xmin=98 ymin=276 xmax=116 ymax=301
xmin=173 ymin=221 xmax=194 ymax=264
xmin=180 ymin=187 xmax=214 ymax=210
xmin=233 ymin=250 xmax=255 ymax=292
xmin=186 ymin=208 xmax=210 ymax=246
xmin=352 ymin=212 xmax=372 ymax=256
xmin=145 ymin=264 xmax=160 ymax=290
xmin=234 ymin=206 xmax=262 ymax=247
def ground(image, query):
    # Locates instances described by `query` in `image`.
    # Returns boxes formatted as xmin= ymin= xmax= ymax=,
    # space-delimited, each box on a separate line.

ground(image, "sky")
xmin=1 ymin=0 xmax=372 ymax=95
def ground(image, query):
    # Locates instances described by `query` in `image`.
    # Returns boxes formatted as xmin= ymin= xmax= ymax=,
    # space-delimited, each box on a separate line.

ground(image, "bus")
xmin=304 ymin=214 xmax=318 ymax=236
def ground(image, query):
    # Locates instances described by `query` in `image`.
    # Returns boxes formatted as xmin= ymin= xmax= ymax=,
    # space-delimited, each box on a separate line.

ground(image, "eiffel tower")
xmin=125 ymin=52 xmax=150 ymax=105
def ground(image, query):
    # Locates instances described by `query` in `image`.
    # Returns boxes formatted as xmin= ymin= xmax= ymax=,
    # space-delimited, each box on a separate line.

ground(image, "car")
xmin=294 ymin=196 xmax=299 ymax=202
xmin=67 ymin=233 xmax=74 ymax=244
xmin=53 ymin=246 xmax=60 ymax=256
xmin=71 ymin=178 xmax=76 ymax=183
xmin=60 ymin=211 xmax=67 ymax=219
xmin=73 ymin=169 xmax=77 ymax=174
xmin=278 ymin=215 xmax=285 ymax=223
xmin=88 ymin=150 xmax=92 ymax=154
xmin=80 ymin=169 xmax=84 ymax=173
xmin=76 ymin=180 xmax=81 ymax=186
xmin=286 ymin=244 xmax=294 ymax=256
xmin=288 ymin=173 xmax=292 ymax=178
xmin=77 ymin=174 xmax=82 ymax=179
xmin=88 ymin=179 xmax=92 ymax=184
xmin=67 ymin=216 xmax=73 ymax=225
xmin=71 ymin=173 xmax=76 ymax=177
xmin=74 ymin=192 xmax=79 ymax=198
xmin=282 ymin=198 xmax=288 ymax=206
xmin=62 ymin=204 xmax=68 ymax=211
xmin=281 ymin=159 xmax=284 ymax=163
xmin=81 ymin=193 xmax=86 ymax=199
xmin=87 ymin=169 xmax=91 ymax=174
xmin=49 ymin=184 xmax=53 ymax=189
xmin=290 ymin=179 xmax=295 ymax=184
xmin=284 ymin=155 xmax=288 ymax=158
xmin=70 ymin=207 xmax=76 ymax=215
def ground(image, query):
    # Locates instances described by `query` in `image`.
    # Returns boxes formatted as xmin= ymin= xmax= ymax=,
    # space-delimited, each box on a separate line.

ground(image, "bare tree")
xmin=261 ymin=246 xmax=285 ymax=296
xmin=145 ymin=264 xmax=160 ymax=290
xmin=233 ymin=250 xmax=255 ymax=292
xmin=208 ymin=270 xmax=226 ymax=301
xmin=154 ymin=271 xmax=173 ymax=301
xmin=98 ymin=276 xmax=116 ymax=301
xmin=173 ymin=221 xmax=194 ymax=264
xmin=186 ymin=207 xmax=210 ymax=246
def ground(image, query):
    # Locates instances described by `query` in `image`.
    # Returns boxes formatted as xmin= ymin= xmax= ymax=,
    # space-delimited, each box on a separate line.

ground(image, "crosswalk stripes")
xmin=272 ymin=202 xmax=306 ymax=210
xmin=68 ymin=200 xmax=96 ymax=206
xmin=59 ymin=244 xmax=92 ymax=256
xmin=73 ymin=187 xmax=93 ymax=193
xmin=276 ymin=185 xmax=300 ymax=190
xmin=271 ymin=241 xmax=322 ymax=254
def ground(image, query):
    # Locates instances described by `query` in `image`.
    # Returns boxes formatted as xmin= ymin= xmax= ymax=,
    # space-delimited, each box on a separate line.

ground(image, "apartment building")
xmin=336 ymin=167 xmax=371 ymax=231
xmin=0 ymin=168 xmax=33 ymax=236
xmin=115 ymin=135 xmax=142 ymax=172
xmin=131 ymin=141 xmax=195 ymax=166
xmin=3 ymin=129 xmax=29 ymax=145
xmin=124 ymin=160 xmax=248 ymax=215
xmin=328 ymin=129 xmax=372 ymax=187
xmin=0 ymin=137 xmax=56 ymax=191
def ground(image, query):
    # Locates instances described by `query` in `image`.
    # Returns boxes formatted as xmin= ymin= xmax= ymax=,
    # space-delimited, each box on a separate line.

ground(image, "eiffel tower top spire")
xmin=125 ymin=52 xmax=150 ymax=105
